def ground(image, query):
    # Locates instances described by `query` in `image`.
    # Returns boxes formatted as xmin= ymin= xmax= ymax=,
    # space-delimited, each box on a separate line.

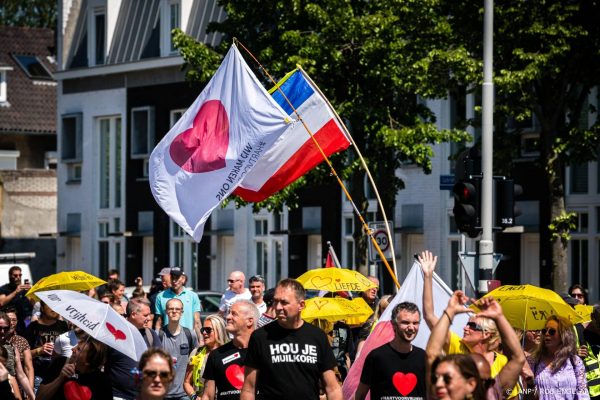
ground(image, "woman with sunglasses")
xmin=431 ymin=354 xmax=486 ymax=400
xmin=526 ymin=315 xmax=589 ymax=399
xmin=137 ymin=348 xmax=175 ymax=400
xmin=183 ymin=315 xmax=229 ymax=399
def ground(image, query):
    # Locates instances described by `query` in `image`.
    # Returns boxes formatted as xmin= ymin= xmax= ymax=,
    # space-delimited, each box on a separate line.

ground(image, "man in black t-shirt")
xmin=0 ymin=266 xmax=32 ymax=335
xmin=356 ymin=302 xmax=427 ymax=400
xmin=203 ymin=300 xmax=259 ymax=400
xmin=241 ymin=279 xmax=342 ymax=400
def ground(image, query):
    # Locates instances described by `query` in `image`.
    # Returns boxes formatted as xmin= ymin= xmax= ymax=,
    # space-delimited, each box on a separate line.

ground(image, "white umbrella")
xmin=36 ymin=290 xmax=147 ymax=361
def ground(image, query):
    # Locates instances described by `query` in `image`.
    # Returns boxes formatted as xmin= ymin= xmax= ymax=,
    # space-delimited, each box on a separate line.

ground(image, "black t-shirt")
xmin=203 ymin=341 xmax=248 ymax=400
xmin=41 ymin=356 xmax=113 ymax=400
xmin=360 ymin=343 xmax=427 ymax=400
xmin=245 ymin=321 xmax=337 ymax=400
xmin=24 ymin=319 xmax=69 ymax=377
xmin=0 ymin=283 xmax=33 ymax=335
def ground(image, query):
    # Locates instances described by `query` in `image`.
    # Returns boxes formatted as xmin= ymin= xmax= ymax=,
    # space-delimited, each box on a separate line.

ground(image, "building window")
xmin=61 ymin=113 xmax=83 ymax=163
xmin=92 ymin=9 xmax=106 ymax=65
xmin=170 ymin=220 xmax=198 ymax=286
xmin=0 ymin=69 xmax=9 ymax=102
xmin=98 ymin=116 xmax=122 ymax=209
xmin=131 ymin=107 xmax=155 ymax=158
xmin=98 ymin=221 xmax=109 ymax=278
xmin=570 ymin=239 xmax=588 ymax=285
xmin=343 ymin=216 xmax=355 ymax=268
xmin=11 ymin=55 xmax=53 ymax=80
xmin=575 ymin=212 xmax=588 ymax=233
xmin=521 ymin=133 xmax=540 ymax=157
xmin=169 ymin=1 xmax=180 ymax=52
xmin=570 ymin=163 xmax=589 ymax=194
xmin=67 ymin=163 xmax=82 ymax=183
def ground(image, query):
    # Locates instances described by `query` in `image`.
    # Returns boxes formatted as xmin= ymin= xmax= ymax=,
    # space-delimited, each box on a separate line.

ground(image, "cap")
xmin=560 ymin=292 xmax=578 ymax=306
xmin=170 ymin=266 xmax=183 ymax=278
xmin=159 ymin=267 xmax=171 ymax=276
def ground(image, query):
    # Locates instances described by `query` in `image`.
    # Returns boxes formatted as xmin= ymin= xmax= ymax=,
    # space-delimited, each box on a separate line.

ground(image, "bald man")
xmin=219 ymin=271 xmax=252 ymax=316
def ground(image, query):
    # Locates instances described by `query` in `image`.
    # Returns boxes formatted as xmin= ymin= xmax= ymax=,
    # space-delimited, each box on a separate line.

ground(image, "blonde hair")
xmin=204 ymin=314 xmax=230 ymax=347
xmin=478 ymin=317 xmax=501 ymax=351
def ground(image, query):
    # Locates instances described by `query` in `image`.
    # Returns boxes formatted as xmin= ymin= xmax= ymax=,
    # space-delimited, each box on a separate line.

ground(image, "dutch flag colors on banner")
xmin=149 ymin=45 xmax=292 ymax=241
xmin=234 ymin=68 xmax=351 ymax=202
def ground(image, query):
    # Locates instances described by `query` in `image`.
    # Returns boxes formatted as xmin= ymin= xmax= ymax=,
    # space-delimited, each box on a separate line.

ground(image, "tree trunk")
xmin=547 ymin=154 xmax=569 ymax=292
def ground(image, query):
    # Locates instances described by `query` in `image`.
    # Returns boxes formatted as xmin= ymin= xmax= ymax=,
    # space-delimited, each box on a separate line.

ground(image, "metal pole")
xmin=479 ymin=0 xmax=494 ymax=295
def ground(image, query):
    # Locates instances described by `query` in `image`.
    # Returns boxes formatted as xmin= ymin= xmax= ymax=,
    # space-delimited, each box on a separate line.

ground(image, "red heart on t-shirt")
xmin=392 ymin=372 xmax=417 ymax=396
xmin=225 ymin=364 xmax=245 ymax=390
xmin=64 ymin=380 xmax=92 ymax=400
xmin=169 ymin=99 xmax=230 ymax=173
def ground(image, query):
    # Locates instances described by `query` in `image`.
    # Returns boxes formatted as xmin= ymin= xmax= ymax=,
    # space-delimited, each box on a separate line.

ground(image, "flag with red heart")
xmin=149 ymin=44 xmax=292 ymax=242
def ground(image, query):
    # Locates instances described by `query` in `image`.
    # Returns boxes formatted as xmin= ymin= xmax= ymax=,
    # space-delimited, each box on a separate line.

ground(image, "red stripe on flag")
xmin=233 ymin=119 xmax=349 ymax=202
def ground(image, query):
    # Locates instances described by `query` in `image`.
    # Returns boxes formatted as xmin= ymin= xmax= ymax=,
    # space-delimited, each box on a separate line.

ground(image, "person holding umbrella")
xmin=37 ymin=337 xmax=113 ymax=399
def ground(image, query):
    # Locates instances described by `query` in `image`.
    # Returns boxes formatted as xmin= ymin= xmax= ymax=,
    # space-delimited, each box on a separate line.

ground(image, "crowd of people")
xmin=0 ymin=252 xmax=597 ymax=400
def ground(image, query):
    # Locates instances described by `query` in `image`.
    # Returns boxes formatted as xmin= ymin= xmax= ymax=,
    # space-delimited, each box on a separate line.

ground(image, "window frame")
xmin=61 ymin=113 xmax=83 ymax=163
xmin=130 ymin=106 xmax=155 ymax=159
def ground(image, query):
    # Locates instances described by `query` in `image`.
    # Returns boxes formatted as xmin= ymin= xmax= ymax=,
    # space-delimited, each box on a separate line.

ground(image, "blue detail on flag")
xmin=272 ymin=71 xmax=314 ymax=115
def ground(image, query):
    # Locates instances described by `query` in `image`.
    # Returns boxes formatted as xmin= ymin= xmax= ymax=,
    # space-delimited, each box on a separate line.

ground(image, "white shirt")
xmin=53 ymin=330 xmax=79 ymax=358
xmin=219 ymin=289 xmax=252 ymax=314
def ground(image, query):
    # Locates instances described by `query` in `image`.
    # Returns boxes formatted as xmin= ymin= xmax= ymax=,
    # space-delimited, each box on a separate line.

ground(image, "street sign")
xmin=368 ymin=221 xmax=393 ymax=262
xmin=440 ymin=174 xmax=455 ymax=190
xmin=458 ymin=252 xmax=502 ymax=293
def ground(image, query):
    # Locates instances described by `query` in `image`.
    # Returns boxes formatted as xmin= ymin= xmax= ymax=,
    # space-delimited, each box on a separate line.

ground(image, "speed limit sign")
xmin=368 ymin=221 xmax=393 ymax=262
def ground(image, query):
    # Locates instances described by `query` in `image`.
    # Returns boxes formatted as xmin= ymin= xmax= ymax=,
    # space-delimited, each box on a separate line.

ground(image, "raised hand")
xmin=474 ymin=296 xmax=503 ymax=320
xmin=447 ymin=290 xmax=472 ymax=315
xmin=418 ymin=250 xmax=438 ymax=278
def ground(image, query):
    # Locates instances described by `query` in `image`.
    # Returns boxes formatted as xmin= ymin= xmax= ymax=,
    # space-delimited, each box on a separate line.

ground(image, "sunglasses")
xmin=541 ymin=328 xmax=557 ymax=336
xmin=227 ymin=279 xmax=239 ymax=283
xmin=143 ymin=369 xmax=171 ymax=381
xmin=0 ymin=326 xmax=10 ymax=332
xmin=466 ymin=321 xmax=485 ymax=332
xmin=571 ymin=293 xmax=584 ymax=299
xmin=432 ymin=373 xmax=454 ymax=385
xmin=200 ymin=327 xmax=213 ymax=335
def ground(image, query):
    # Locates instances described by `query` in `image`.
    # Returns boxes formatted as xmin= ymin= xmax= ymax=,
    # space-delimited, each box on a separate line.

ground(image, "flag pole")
xmin=234 ymin=39 xmax=400 ymax=289
xmin=301 ymin=67 xmax=399 ymax=291
xmin=234 ymin=40 xmax=400 ymax=289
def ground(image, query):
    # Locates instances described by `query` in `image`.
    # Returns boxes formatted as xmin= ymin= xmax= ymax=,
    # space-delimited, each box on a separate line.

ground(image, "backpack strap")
xmin=144 ymin=327 xmax=154 ymax=347
xmin=182 ymin=326 xmax=193 ymax=350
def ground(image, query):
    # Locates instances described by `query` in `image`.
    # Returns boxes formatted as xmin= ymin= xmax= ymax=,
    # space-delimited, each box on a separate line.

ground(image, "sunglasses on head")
xmin=542 ymin=328 xmax=557 ymax=336
xmin=466 ymin=321 xmax=484 ymax=332
xmin=143 ymin=369 xmax=171 ymax=381
xmin=200 ymin=327 xmax=213 ymax=335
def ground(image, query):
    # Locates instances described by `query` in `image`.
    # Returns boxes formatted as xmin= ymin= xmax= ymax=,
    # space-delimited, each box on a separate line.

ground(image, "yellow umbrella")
xmin=575 ymin=304 xmax=593 ymax=323
xmin=27 ymin=271 xmax=106 ymax=300
xmin=302 ymin=296 xmax=373 ymax=324
xmin=296 ymin=268 xmax=377 ymax=292
xmin=470 ymin=284 xmax=583 ymax=330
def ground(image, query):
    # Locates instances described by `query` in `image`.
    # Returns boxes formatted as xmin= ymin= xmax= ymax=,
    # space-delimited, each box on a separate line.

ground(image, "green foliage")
xmin=175 ymin=0 xmax=474 ymax=221
xmin=0 ymin=0 xmax=56 ymax=29
xmin=548 ymin=211 xmax=577 ymax=245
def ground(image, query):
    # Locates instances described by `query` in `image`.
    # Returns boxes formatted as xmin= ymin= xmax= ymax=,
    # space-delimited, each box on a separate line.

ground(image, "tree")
xmin=445 ymin=0 xmax=600 ymax=291
xmin=174 ymin=0 xmax=473 ymax=271
xmin=0 ymin=1 xmax=56 ymax=29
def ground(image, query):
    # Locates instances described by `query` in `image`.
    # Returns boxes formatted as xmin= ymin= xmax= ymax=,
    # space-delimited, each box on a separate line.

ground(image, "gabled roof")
xmin=0 ymin=26 xmax=56 ymax=135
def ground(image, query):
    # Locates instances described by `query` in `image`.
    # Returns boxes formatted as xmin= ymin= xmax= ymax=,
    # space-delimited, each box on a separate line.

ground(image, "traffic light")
xmin=495 ymin=178 xmax=523 ymax=228
xmin=453 ymin=178 xmax=481 ymax=237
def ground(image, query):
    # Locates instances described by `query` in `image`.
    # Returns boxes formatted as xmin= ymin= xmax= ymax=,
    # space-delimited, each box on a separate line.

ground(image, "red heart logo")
xmin=392 ymin=372 xmax=417 ymax=396
xmin=106 ymin=322 xmax=127 ymax=341
xmin=225 ymin=364 xmax=245 ymax=390
xmin=64 ymin=380 xmax=92 ymax=400
xmin=169 ymin=100 xmax=229 ymax=173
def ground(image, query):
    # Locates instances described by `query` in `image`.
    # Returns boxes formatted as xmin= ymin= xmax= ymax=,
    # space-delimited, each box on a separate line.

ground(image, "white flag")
xmin=149 ymin=45 xmax=292 ymax=241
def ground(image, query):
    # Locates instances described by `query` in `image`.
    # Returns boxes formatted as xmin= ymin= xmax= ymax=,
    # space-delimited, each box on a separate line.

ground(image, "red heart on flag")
xmin=225 ymin=364 xmax=245 ymax=390
xmin=64 ymin=380 xmax=92 ymax=400
xmin=106 ymin=322 xmax=127 ymax=341
xmin=169 ymin=100 xmax=230 ymax=173
xmin=392 ymin=372 xmax=417 ymax=396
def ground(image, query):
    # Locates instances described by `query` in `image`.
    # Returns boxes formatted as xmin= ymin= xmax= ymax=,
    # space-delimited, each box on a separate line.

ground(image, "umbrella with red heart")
xmin=36 ymin=290 xmax=148 ymax=361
